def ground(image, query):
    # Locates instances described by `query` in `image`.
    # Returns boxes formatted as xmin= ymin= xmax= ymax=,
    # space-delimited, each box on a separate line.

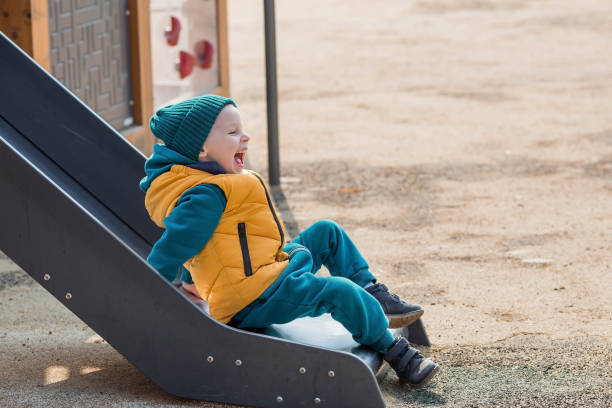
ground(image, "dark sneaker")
xmin=383 ymin=336 xmax=440 ymax=388
xmin=365 ymin=283 xmax=424 ymax=328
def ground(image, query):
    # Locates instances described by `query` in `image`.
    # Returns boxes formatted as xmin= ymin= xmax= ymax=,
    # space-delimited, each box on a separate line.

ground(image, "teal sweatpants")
xmin=231 ymin=220 xmax=395 ymax=353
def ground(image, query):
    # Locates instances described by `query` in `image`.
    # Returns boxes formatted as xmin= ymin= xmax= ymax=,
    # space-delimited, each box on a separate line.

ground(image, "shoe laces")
xmin=376 ymin=283 xmax=401 ymax=301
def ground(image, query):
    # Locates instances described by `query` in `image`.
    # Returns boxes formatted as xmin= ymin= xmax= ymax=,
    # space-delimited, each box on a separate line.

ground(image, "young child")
xmin=140 ymin=94 xmax=440 ymax=388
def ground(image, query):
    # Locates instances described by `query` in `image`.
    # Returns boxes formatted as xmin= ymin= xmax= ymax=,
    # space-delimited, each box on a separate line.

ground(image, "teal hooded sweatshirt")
xmin=140 ymin=144 xmax=227 ymax=284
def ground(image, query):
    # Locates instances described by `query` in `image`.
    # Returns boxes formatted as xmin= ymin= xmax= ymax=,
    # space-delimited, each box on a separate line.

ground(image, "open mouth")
xmin=234 ymin=151 xmax=246 ymax=167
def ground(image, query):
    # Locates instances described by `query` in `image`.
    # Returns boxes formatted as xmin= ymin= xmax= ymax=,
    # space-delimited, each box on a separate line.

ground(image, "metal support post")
xmin=264 ymin=0 xmax=280 ymax=185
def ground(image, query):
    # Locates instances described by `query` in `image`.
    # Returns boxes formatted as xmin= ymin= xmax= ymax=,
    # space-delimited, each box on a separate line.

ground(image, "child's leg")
xmin=292 ymin=220 xmax=424 ymax=328
xmin=233 ymin=247 xmax=440 ymax=388
xmin=233 ymin=248 xmax=395 ymax=353
xmin=291 ymin=220 xmax=374 ymax=287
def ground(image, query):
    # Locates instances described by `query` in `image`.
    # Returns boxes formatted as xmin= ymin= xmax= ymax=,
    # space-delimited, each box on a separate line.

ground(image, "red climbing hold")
xmin=178 ymin=51 xmax=194 ymax=79
xmin=195 ymin=40 xmax=215 ymax=69
xmin=165 ymin=16 xmax=181 ymax=46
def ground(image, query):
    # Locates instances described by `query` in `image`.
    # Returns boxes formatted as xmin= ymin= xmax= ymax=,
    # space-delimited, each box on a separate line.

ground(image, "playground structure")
xmin=0 ymin=0 xmax=230 ymax=153
xmin=0 ymin=31 xmax=429 ymax=407
xmin=0 ymin=0 xmax=287 ymax=185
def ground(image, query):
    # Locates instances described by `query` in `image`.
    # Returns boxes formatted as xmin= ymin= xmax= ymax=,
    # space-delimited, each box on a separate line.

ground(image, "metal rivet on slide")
xmin=43 ymin=274 xmax=50 ymax=281
xmin=65 ymin=293 xmax=72 ymax=300
xmin=328 ymin=370 xmax=335 ymax=378
xmin=235 ymin=359 xmax=242 ymax=366
xmin=276 ymin=396 xmax=283 ymax=403
xmin=299 ymin=367 xmax=306 ymax=374
xmin=206 ymin=356 xmax=214 ymax=363
xmin=314 ymin=397 xmax=321 ymax=404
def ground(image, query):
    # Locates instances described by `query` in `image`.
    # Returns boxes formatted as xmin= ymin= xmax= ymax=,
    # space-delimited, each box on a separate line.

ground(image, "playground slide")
xmin=0 ymin=31 xmax=427 ymax=407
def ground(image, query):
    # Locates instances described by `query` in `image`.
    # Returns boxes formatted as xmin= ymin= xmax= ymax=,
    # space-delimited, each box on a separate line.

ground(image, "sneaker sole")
xmin=401 ymin=364 xmax=441 ymax=389
xmin=375 ymin=360 xmax=390 ymax=381
xmin=386 ymin=310 xmax=424 ymax=329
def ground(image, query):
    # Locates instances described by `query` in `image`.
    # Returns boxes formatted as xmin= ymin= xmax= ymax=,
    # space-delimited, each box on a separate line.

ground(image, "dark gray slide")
xmin=0 ymin=31 xmax=428 ymax=408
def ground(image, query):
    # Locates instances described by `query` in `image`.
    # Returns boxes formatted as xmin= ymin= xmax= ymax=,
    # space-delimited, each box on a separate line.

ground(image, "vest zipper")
xmin=250 ymin=172 xmax=285 ymax=252
xmin=237 ymin=222 xmax=253 ymax=277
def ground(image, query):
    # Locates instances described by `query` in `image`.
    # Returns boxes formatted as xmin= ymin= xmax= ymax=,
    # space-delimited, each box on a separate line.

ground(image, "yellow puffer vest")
xmin=145 ymin=165 xmax=289 ymax=323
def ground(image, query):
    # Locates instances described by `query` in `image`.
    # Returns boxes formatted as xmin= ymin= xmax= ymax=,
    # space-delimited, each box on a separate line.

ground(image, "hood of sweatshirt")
xmin=139 ymin=143 xmax=196 ymax=193
xmin=141 ymin=144 xmax=228 ymax=227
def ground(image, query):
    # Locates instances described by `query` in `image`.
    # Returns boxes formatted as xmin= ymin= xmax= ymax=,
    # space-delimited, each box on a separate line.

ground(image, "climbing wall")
xmin=150 ymin=0 xmax=220 ymax=110
xmin=47 ymin=0 xmax=134 ymax=132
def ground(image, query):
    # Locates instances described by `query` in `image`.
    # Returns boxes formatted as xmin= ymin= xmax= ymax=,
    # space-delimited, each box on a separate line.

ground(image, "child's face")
xmin=199 ymin=105 xmax=250 ymax=173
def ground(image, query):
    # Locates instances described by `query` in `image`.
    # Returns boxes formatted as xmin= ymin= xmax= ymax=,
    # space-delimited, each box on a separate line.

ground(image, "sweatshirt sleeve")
xmin=147 ymin=184 xmax=226 ymax=283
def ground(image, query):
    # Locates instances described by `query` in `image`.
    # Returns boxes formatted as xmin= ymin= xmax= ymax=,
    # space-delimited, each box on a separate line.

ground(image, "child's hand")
xmin=179 ymin=282 xmax=205 ymax=305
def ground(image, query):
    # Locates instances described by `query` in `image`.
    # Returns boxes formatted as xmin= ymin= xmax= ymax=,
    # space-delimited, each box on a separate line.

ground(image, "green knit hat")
xmin=150 ymin=94 xmax=236 ymax=161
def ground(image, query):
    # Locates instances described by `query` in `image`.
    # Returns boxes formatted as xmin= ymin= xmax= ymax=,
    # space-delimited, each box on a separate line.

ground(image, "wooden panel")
xmin=30 ymin=0 xmax=50 ymax=71
xmin=0 ymin=1 xmax=34 ymax=55
xmin=126 ymin=0 xmax=154 ymax=154
xmin=123 ymin=126 xmax=147 ymax=152
xmin=0 ymin=1 xmax=49 ymax=71
xmin=215 ymin=0 xmax=230 ymax=96
xmin=1 ymin=0 xmax=229 ymax=156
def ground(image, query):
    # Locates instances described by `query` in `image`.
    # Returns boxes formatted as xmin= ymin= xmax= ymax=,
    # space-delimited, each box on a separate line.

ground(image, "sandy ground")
xmin=1 ymin=0 xmax=611 ymax=407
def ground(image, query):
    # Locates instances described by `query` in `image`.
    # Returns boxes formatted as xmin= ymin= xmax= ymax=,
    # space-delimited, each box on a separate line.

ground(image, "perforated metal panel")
xmin=48 ymin=0 xmax=133 ymax=131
